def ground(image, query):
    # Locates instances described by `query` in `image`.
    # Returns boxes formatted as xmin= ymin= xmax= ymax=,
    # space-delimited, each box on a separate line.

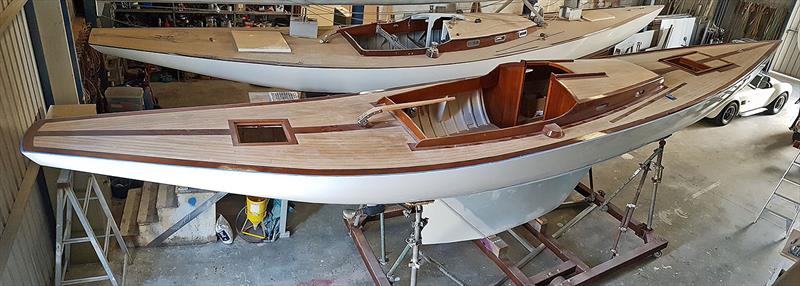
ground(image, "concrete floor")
xmin=73 ymin=75 xmax=800 ymax=285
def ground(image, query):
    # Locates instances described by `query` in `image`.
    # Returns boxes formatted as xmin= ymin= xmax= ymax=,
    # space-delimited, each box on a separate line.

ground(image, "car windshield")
xmin=749 ymin=74 xmax=771 ymax=89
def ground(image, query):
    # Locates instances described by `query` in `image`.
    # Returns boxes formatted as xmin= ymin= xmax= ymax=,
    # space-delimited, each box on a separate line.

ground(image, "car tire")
xmin=713 ymin=102 xmax=738 ymax=126
xmin=765 ymin=92 xmax=788 ymax=115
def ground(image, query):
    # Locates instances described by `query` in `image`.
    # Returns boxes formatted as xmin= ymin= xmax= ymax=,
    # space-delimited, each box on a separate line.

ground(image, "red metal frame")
xmin=475 ymin=182 xmax=668 ymax=285
xmin=344 ymin=182 xmax=668 ymax=285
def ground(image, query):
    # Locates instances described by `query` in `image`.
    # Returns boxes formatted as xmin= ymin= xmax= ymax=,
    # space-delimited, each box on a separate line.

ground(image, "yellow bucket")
xmin=246 ymin=196 xmax=268 ymax=227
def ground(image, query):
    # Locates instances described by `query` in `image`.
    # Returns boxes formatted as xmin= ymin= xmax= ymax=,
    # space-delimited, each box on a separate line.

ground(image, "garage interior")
xmin=2 ymin=0 xmax=800 ymax=285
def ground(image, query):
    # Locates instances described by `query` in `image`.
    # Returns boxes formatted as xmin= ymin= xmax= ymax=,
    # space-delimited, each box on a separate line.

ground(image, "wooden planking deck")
xmin=88 ymin=7 xmax=660 ymax=68
xmin=23 ymin=42 xmax=779 ymax=174
xmin=446 ymin=13 xmax=534 ymax=40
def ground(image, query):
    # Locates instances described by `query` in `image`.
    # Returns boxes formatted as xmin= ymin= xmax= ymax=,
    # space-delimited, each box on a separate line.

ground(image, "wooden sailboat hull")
xmin=22 ymin=41 xmax=778 ymax=244
xmin=421 ymin=73 xmax=753 ymax=244
xmin=22 ymin=42 xmax=778 ymax=204
xmin=90 ymin=7 xmax=661 ymax=93
xmin=21 ymin=67 xmax=753 ymax=205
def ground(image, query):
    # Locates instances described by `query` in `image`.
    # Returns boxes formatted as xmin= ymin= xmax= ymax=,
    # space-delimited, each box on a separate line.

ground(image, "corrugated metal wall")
xmin=0 ymin=182 xmax=53 ymax=285
xmin=0 ymin=0 xmax=53 ymax=284
xmin=773 ymin=0 xmax=800 ymax=78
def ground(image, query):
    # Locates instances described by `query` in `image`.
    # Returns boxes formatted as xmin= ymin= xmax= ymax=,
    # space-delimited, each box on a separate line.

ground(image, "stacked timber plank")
xmin=121 ymin=183 xmax=216 ymax=246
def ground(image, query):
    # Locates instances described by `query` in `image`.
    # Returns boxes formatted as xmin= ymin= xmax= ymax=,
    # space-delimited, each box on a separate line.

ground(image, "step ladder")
xmin=55 ymin=170 xmax=131 ymax=286
xmin=754 ymin=149 xmax=800 ymax=238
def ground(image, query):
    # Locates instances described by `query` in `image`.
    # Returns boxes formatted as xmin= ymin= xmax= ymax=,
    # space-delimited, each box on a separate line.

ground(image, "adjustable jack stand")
xmin=481 ymin=138 xmax=670 ymax=286
xmin=407 ymin=204 xmax=425 ymax=285
xmin=610 ymin=139 xmax=666 ymax=257
xmin=344 ymin=203 xmax=465 ymax=285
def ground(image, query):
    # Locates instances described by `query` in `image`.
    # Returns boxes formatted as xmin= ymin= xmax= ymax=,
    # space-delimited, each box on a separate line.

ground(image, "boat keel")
xmin=421 ymin=167 xmax=590 ymax=244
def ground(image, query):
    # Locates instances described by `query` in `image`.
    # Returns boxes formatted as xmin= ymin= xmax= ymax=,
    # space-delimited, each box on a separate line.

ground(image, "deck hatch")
xmin=659 ymin=52 xmax=735 ymax=75
xmin=229 ymin=119 xmax=298 ymax=146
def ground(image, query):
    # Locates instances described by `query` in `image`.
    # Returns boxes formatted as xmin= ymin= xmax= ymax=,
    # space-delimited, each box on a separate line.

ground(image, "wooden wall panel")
xmin=0 ymin=0 xmax=52 ymax=285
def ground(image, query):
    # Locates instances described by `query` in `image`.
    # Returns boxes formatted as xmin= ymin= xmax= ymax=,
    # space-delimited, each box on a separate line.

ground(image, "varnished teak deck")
xmin=22 ymin=42 xmax=779 ymax=176
xmin=88 ymin=7 xmax=661 ymax=68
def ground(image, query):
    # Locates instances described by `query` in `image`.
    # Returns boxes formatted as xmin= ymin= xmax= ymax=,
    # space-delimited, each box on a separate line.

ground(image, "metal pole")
xmin=55 ymin=184 xmax=65 ymax=286
xmin=90 ymin=176 xmax=131 ymax=261
xmin=386 ymin=244 xmax=410 ymax=281
xmin=647 ymin=140 xmax=666 ymax=228
xmin=492 ymin=188 xmax=600 ymax=286
xmin=420 ymin=252 xmax=466 ymax=286
xmin=493 ymin=139 xmax=669 ymax=285
xmin=409 ymin=204 xmax=423 ymax=286
xmin=379 ymin=212 xmax=387 ymax=264
xmin=755 ymin=150 xmax=800 ymax=223
xmin=62 ymin=189 xmax=74 ymax=279
xmin=65 ymin=189 xmax=119 ymax=286
xmin=279 ymin=199 xmax=290 ymax=238
xmin=610 ymin=160 xmax=652 ymax=258
xmin=493 ymin=0 xmax=515 ymax=13
xmin=147 ymin=191 xmax=227 ymax=247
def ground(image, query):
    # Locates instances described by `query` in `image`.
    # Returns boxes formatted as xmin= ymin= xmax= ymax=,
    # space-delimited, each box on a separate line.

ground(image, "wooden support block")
xmin=45 ymin=104 xmax=97 ymax=119
xmin=530 ymin=217 xmax=548 ymax=234
xmin=155 ymin=184 xmax=178 ymax=209
xmin=120 ymin=188 xmax=142 ymax=236
xmin=479 ymin=235 xmax=509 ymax=259
xmin=137 ymin=182 xmax=159 ymax=225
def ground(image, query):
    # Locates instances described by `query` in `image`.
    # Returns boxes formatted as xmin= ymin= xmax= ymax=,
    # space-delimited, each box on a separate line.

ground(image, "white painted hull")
xmin=423 ymin=167 xmax=590 ymax=244
xmin=418 ymin=70 xmax=751 ymax=244
xmin=21 ymin=76 xmax=743 ymax=245
xmin=91 ymin=9 xmax=658 ymax=93
xmin=22 ymin=84 xmax=734 ymax=206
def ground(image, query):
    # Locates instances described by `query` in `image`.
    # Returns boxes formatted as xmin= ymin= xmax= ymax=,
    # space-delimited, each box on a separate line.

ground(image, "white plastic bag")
xmin=216 ymin=215 xmax=233 ymax=245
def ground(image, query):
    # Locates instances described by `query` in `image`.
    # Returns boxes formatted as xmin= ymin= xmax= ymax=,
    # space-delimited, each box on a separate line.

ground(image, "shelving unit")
xmin=105 ymin=2 xmax=296 ymax=28
xmin=113 ymin=8 xmax=291 ymax=16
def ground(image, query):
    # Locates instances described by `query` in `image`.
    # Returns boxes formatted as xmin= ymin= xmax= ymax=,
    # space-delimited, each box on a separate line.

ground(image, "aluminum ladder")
xmin=55 ymin=170 xmax=131 ymax=286
xmin=754 ymin=149 xmax=800 ymax=238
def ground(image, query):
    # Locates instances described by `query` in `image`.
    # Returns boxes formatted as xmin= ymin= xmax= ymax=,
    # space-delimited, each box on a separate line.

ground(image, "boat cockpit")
xmin=337 ymin=13 xmax=535 ymax=57
xmin=380 ymin=60 xmax=664 ymax=148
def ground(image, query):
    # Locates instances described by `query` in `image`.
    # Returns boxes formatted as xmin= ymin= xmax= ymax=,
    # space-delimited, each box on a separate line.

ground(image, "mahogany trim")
xmin=554 ymin=72 xmax=608 ymax=79
xmin=88 ymin=10 xmax=658 ymax=70
xmin=36 ymin=129 xmax=231 ymax=136
xmin=660 ymin=55 xmax=716 ymax=75
xmin=391 ymin=109 xmax=426 ymax=141
xmin=337 ymin=17 xmax=537 ymax=57
xmin=375 ymin=96 xmax=426 ymax=141
xmin=229 ymin=119 xmax=298 ymax=146
xmin=526 ymin=59 xmax=575 ymax=63
xmin=651 ymin=42 xmax=776 ymax=75
xmin=20 ymin=42 xmax=780 ymax=176
xmin=411 ymin=76 xmax=663 ymax=149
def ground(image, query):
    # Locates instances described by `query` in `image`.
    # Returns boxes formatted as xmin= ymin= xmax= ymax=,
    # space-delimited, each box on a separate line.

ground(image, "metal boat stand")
xmin=479 ymin=139 xmax=670 ymax=286
xmin=346 ymin=139 xmax=669 ymax=285
xmin=344 ymin=203 xmax=465 ymax=286
xmin=55 ymin=170 xmax=131 ymax=286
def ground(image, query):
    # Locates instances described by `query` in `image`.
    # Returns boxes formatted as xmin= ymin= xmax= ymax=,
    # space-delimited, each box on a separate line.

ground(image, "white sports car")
xmin=706 ymin=71 xmax=792 ymax=126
